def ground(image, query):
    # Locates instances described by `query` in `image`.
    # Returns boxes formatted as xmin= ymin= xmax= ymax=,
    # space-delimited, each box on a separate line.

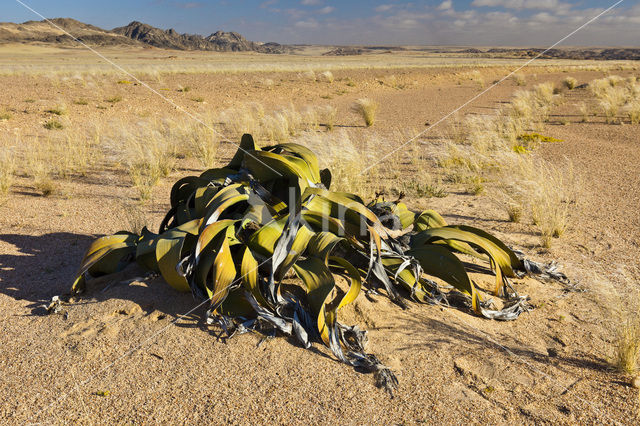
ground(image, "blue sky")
xmin=3 ymin=1 xmax=639 ymax=45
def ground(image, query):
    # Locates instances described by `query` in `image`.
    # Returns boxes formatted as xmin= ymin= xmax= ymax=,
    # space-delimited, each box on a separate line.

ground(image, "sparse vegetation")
xmin=320 ymin=105 xmax=338 ymax=130
xmin=0 ymin=148 xmax=15 ymax=196
xmin=105 ymin=95 xmax=123 ymax=103
xmin=512 ymin=73 xmax=526 ymax=86
xmin=319 ymin=71 xmax=334 ymax=83
xmin=563 ymin=76 xmax=578 ymax=90
xmin=177 ymin=85 xmax=191 ymax=92
xmin=122 ymin=202 xmax=149 ymax=235
xmin=300 ymin=70 xmax=316 ymax=82
xmin=613 ymin=311 xmax=640 ymax=375
xmin=589 ymin=75 xmax=640 ymax=124
xmin=506 ymin=204 xmax=522 ymax=223
xmin=44 ymin=119 xmax=64 ymax=130
xmin=578 ymin=102 xmax=589 ymax=122
xmin=468 ymin=70 xmax=485 ymax=88
xmin=45 ymin=105 xmax=67 ymax=115
xmin=627 ymin=101 xmax=640 ymax=124
xmin=0 ymin=111 xmax=11 ymax=120
xmin=352 ymin=98 xmax=379 ymax=127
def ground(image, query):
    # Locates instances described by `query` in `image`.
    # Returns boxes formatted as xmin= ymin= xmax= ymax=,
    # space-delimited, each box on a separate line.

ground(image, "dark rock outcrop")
xmin=0 ymin=18 xmax=287 ymax=53
xmin=112 ymin=21 xmax=286 ymax=53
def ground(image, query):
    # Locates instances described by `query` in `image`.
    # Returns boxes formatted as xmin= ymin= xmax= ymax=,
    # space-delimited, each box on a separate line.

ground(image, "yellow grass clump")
xmin=628 ymin=101 xmax=640 ymax=125
xmin=118 ymin=120 xmax=177 ymax=201
xmin=45 ymin=104 xmax=67 ymax=116
xmin=352 ymin=98 xmax=379 ymax=127
xmin=319 ymin=105 xmax=338 ymax=131
xmin=563 ymin=76 xmax=578 ymax=90
xmin=0 ymin=147 xmax=16 ymax=196
xmin=613 ymin=306 xmax=640 ymax=375
xmin=319 ymin=71 xmax=334 ymax=83
xmin=512 ymin=73 xmax=526 ymax=86
xmin=589 ymin=75 xmax=640 ymax=123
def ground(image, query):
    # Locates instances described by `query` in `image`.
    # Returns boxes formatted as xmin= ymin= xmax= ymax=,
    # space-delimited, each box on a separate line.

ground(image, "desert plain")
xmin=0 ymin=42 xmax=639 ymax=424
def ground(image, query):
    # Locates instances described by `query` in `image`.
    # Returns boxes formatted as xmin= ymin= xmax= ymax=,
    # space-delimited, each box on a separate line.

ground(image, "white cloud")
xmin=294 ymin=19 xmax=319 ymax=28
xmin=260 ymin=0 xmax=278 ymax=8
xmin=173 ymin=1 xmax=203 ymax=9
xmin=241 ymin=0 xmax=636 ymax=47
xmin=375 ymin=4 xmax=394 ymax=13
xmin=285 ymin=8 xmax=306 ymax=19
xmin=530 ymin=11 xmax=558 ymax=23
xmin=471 ymin=0 xmax=564 ymax=9
xmin=300 ymin=0 xmax=322 ymax=5
xmin=318 ymin=6 xmax=335 ymax=14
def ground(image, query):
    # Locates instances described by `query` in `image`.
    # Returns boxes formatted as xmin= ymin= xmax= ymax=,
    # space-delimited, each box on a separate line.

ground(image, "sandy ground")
xmin=1 ymin=51 xmax=639 ymax=424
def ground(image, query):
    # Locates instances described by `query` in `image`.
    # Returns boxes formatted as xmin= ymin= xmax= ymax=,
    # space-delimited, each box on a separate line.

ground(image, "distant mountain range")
xmin=0 ymin=18 xmax=638 ymax=60
xmin=0 ymin=18 xmax=287 ymax=53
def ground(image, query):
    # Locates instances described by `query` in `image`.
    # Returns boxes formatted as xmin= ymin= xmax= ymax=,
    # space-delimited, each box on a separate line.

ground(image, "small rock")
xmin=631 ymin=376 xmax=640 ymax=389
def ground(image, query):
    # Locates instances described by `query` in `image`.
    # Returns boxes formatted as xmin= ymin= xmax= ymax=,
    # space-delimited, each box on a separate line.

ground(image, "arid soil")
xmin=0 ymin=51 xmax=639 ymax=424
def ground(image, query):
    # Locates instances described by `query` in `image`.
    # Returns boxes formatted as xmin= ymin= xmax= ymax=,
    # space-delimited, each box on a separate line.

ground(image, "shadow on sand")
xmin=0 ymin=232 xmax=203 ymax=322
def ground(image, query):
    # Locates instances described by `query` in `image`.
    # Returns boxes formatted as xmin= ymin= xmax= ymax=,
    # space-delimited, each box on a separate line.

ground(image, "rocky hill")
xmin=0 ymin=18 xmax=286 ymax=53
xmin=112 ymin=21 xmax=285 ymax=53
xmin=0 ymin=18 xmax=139 ymax=46
xmin=485 ymin=47 xmax=640 ymax=61
xmin=450 ymin=47 xmax=640 ymax=61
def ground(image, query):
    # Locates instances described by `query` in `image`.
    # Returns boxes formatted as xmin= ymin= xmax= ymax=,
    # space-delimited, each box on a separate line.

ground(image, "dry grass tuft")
xmin=319 ymin=71 xmax=334 ymax=83
xmin=509 ymin=81 xmax=559 ymax=127
xmin=512 ymin=73 xmax=526 ymax=86
xmin=506 ymin=203 xmax=523 ymax=223
xmin=613 ymin=309 xmax=640 ymax=375
xmin=45 ymin=105 xmax=67 ymax=116
xmin=563 ymin=76 xmax=578 ymax=90
xmin=589 ymin=75 xmax=640 ymax=123
xmin=578 ymin=102 xmax=589 ymax=122
xmin=23 ymin=143 xmax=58 ymax=196
xmin=626 ymin=101 xmax=640 ymax=124
xmin=351 ymin=98 xmax=379 ymax=127
xmin=319 ymin=105 xmax=338 ymax=131
xmin=524 ymin=159 xmax=576 ymax=247
xmin=300 ymin=70 xmax=316 ymax=82
xmin=118 ymin=120 xmax=177 ymax=201
xmin=461 ymin=70 xmax=485 ymax=88
xmin=0 ymin=147 xmax=16 ymax=196
xmin=44 ymin=119 xmax=64 ymax=130
xmin=105 ymin=95 xmax=123 ymax=104
xmin=122 ymin=202 xmax=149 ymax=234
xmin=218 ymin=102 xmax=325 ymax=142
xmin=295 ymin=130 xmax=383 ymax=199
